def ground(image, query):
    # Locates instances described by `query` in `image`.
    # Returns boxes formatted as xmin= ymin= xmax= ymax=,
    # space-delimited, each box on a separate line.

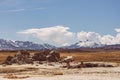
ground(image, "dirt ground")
xmin=0 ymin=62 xmax=120 ymax=80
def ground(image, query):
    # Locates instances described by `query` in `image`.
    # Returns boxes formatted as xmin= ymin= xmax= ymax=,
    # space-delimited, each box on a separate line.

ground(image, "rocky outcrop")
xmin=3 ymin=50 xmax=60 ymax=65
xmin=46 ymin=50 xmax=60 ymax=62
xmin=32 ymin=50 xmax=60 ymax=62
xmin=32 ymin=51 xmax=48 ymax=61
xmin=4 ymin=51 xmax=33 ymax=65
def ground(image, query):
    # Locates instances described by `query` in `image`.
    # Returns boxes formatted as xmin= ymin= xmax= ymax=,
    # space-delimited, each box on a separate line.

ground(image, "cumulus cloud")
xmin=18 ymin=26 xmax=120 ymax=46
xmin=77 ymin=31 xmax=101 ymax=43
xmin=100 ymin=35 xmax=114 ymax=45
xmin=77 ymin=31 xmax=102 ymax=47
xmin=18 ymin=26 xmax=75 ymax=46
xmin=115 ymin=28 xmax=120 ymax=33
xmin=114 ymin=33 xmax=120 ymax=44
xmin=100 ymin=28 xmax=120 ymax=45
xmin=77 ymin=28 xmax=120 ymax=46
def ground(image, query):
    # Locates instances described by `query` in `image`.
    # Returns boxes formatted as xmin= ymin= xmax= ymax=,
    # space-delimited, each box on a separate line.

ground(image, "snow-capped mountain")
xmin=0 ymin=39 xmax=56 ymax=50
xmin=67 ymin=40 xmax=104 ymax=49
xmin=65 ymin=39 xmax=120 ymax=49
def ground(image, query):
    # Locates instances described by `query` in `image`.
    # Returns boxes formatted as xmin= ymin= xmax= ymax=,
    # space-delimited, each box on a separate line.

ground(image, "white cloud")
xmin=34 ymin=7 xmax=45 ymax=10
xmin=0 ymin=7 xmax=45 ymax=13
xmin=115 ymin=28 xmax=120 ymax=33
xmin=18 ymin=26 xmax=120 ymax=46
xmin=7 ymin=9 xmax=25 ymax=12
xmin=100 ymin=35 xmax=114 ymax=45
xmin=77 ymin=28 xmax=120 ymax=46
xmin=114 ymin=33 xmax=120 ymax=44
xmin=18 ymin=26 xmax=75 ymax=46
xmin=77 ymin=31 xmax=101 ymax=43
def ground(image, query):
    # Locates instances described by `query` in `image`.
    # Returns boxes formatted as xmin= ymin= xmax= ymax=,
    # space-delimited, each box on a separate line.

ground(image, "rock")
xmin=62 ymin=56 xmax=74 ymax=63
xmin=32 ymin=50 xmax=60 ymax=62
xmin=24 ymin=58 xmax=33 ymax=64
xmin=46 ymin=50 xmax=60 ymax=62
xmin=32 ymin=52 xmax=47 ymax=61
xmin=85 ymin=63 xmax=98 ymax=67
xmin=4 ymin=56 xmax=13 ymax=65
xmin=15 ymin=51 xmax=31 ymax=64
xmin=4 ymin=50 xmax=32 ymax=65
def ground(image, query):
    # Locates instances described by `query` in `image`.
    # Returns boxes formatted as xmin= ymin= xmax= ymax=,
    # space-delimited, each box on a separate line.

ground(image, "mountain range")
xmin=0 ymin=38 xmax=120 ymax=50
xmin=66 ymin=40 xmax=103 ymax=49
xmin=0 ymin=39 xmax=55 ymax=50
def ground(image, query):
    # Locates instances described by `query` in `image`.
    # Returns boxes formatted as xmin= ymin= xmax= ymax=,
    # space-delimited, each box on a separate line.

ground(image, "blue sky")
xmin=0 ymin=0 xmax=120 ymax=46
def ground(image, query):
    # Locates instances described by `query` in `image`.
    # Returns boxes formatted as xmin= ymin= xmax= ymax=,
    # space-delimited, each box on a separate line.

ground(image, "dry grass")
xmin=60 ymin=50 xmax=120 ymax=63
xmin=0 ymin=51 xmax=36 ymax=64
xmin=0 ymin=50 xmax=120 ymax=64
xmin=0 ymin=51 xmax=16 ymax=64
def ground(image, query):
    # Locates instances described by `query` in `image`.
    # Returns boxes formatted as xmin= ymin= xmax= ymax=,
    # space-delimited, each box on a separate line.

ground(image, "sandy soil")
xmin=0 ymin=62 xmax=120 ymax=80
